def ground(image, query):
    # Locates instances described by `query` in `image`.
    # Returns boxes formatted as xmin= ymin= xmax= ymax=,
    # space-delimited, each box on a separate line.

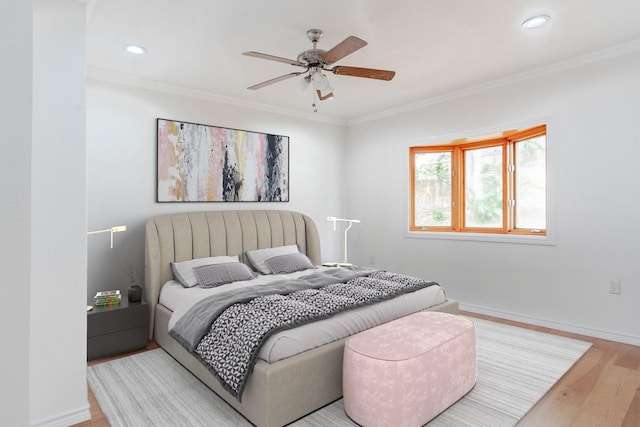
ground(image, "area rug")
xmin=88 ymin=317 xmax=592 ymax=426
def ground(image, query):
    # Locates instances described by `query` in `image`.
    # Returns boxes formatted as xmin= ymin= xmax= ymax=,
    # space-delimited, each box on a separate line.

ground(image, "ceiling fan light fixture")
xmin=321 ymin=77 xmax=333 ymax=94
xmin=310 ymin=71 xmax=323 ymax=87
xmin=522 ymin=15 xmax=550 ymax=29
xmin=299 ymin=75 xmax=312 ymax=95
xmin=310 ymin=70 xmax=332 ymax=93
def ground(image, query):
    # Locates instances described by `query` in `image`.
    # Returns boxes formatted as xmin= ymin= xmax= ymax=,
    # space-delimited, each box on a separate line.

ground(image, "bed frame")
xmin=145 ymin=210 xmax=459 ymax=427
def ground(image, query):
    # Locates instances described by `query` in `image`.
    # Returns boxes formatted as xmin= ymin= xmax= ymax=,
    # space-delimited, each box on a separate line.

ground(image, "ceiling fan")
xmin=243 ymin=29 xmax=396 ymax=101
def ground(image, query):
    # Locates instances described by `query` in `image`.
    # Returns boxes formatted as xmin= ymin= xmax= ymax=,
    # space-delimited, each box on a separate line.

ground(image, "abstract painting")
xmin=157 ymin=119 xmax=289 ymax=202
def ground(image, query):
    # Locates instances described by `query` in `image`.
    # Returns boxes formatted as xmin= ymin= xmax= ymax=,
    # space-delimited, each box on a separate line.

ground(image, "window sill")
xmin=404 ymin=230 xmax=556 ymax=246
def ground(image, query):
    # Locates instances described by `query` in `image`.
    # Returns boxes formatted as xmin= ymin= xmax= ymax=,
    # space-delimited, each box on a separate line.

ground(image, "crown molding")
xmin=88 ymin=39 xmax=639 ymax=129
xmin=347 ymin=39 xmax=640 ymax=126
xmin=86 ymin=67 xmax=346 ymax=126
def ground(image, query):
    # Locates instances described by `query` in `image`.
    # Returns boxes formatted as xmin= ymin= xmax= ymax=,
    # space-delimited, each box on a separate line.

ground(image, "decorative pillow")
xmin=264 ymin=253 xmax=316 ymax=274
xmin=245 ymin=245 xmax=300 ymax=274
xmin=193 ymin=262 xmax=256 ymax=288
xmin=171 ymin=255 xmax=239 ymax=287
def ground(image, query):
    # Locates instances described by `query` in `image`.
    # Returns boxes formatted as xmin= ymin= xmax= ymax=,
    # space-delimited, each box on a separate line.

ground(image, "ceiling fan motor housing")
xmin=297 ymin=49 xmax=326 ymax=66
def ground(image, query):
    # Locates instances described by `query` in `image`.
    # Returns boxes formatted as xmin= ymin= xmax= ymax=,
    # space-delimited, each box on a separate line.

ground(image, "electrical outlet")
xmin=609 ymin=280 xmax=621 ymax=295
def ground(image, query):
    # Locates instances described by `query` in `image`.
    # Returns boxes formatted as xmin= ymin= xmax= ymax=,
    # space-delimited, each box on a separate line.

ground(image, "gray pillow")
xmin=171 ymin=255 xmax=240 ymax=287
xmin=264 ymin=253 xmax=316 ymax=274
xmin=245 ymin=244 xmax=300 ymax=274
xmin=193 ymin=262 xmax=256 ymax=288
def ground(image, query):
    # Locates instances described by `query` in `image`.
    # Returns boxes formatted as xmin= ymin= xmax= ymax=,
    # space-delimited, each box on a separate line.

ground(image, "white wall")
xmin=1 ymin=1 xmax=33 ymax=425
xmin=346 ymin=46 xmax=640 ymax=344
xmin=0 ymin=0 xmax=90 ymax=425
xmin=2 ymin=1 xmax=90 ymax=425
xmin=86 ymin=80 xmax=348 ymax=300
xmin=30 ymin=1 xmax=90 ymax=425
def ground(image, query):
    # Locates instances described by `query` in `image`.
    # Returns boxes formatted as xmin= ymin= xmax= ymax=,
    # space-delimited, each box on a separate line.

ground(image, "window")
xmin=410 ymin=125 xmax=546 ymax=236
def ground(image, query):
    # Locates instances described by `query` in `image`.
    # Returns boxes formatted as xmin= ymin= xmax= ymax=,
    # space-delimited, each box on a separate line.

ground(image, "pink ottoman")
xmin=343 ymin=312 xmax=476 ymax=427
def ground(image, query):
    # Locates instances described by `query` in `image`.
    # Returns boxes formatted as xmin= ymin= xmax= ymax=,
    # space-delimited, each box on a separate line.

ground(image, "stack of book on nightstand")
xmin=94 ymin=290 xmax=121 ymax=307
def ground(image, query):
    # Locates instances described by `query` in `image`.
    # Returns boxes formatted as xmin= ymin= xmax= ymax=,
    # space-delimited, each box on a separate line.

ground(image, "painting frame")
xmin=156 ymin=118 xmax=289 ymax=202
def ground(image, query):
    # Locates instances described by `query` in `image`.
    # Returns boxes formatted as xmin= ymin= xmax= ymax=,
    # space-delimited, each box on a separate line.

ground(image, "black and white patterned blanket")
xmin=169 ymin=266 xmax=437 ymax=400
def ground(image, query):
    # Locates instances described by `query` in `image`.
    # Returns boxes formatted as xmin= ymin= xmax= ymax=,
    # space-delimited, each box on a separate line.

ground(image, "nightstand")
xmin=87 ymin=299 xmax=149 ymax=360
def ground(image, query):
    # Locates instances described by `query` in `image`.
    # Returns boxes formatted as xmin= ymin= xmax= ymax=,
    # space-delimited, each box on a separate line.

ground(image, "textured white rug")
xmin=88 ymin=317 xmax=592 ymax=426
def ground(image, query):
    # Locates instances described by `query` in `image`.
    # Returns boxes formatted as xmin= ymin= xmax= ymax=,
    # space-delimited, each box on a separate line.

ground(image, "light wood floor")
xmin=73 ymin=312 xmax=639 ymax=427
xmin=468 ymin=313 xmax=640 ymax=427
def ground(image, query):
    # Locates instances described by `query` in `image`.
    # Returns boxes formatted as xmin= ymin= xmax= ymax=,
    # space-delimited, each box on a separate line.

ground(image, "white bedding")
xmin=160 ymin=267 xmax=446 ymax=363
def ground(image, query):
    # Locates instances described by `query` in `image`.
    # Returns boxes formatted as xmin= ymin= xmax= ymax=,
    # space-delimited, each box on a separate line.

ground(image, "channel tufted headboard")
xmin=144 ymin=210 xmax=321 ymax=338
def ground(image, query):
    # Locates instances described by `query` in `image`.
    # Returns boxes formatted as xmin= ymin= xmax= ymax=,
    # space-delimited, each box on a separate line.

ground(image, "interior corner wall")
xmin=30 ymin=1 xmax=90 ymax=425
xmin=0 ymin=2 xmax=33 ymax=426
xmin=86 ymin=80 xmax=347 ymax=300
xmin=345 ymin=48 xmax=640 ymax=344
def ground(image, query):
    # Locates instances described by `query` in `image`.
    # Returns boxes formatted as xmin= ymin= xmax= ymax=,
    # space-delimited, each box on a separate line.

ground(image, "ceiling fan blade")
xmin=243 ymin=51 xmax=306 ymax=67
xmin=247 ymin=72 xmax=305 ymax=90
xmin=316 ymin=90 xmax=334 ymax=101
xmin=332 ymin=66 xmax=396 ymax=81
xmin=321 ymin=36 xmax=367 ymax=64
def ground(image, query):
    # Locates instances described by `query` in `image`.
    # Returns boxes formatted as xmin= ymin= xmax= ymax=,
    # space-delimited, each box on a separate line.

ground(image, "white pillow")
xmin=245 ymin=244 xmax=300 ymax=274
xmin=171 ymin=255 xmax=240 ymax=287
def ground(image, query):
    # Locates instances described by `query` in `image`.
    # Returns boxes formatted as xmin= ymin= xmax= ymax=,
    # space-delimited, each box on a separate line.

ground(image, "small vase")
xmin=127 ymin=285 xmax=142 ymax=303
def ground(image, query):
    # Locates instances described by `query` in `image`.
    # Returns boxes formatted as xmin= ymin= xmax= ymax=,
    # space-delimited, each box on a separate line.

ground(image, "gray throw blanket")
xmin=169 ymin=266 xmax=437 ymax=400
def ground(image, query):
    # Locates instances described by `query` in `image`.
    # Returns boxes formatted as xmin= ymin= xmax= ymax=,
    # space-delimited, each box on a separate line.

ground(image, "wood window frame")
xmin=410 ymin=125 xmax=546 ymax=236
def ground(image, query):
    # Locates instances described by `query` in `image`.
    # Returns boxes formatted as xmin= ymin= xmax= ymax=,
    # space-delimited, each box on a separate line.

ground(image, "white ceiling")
xmin=86 ymin=0 xmax=640 ymax=122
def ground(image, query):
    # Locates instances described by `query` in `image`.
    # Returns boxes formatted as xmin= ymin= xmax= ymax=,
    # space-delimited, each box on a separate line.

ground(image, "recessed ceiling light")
xmin=124 ymin=44 xmax=147 ymax=55
xmin=522 ymin=15 xmax=550 ymax=29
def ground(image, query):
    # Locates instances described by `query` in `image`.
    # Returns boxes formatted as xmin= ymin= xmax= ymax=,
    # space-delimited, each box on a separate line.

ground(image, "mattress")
xmin=160 ymin=267 xmax=446 ymax=363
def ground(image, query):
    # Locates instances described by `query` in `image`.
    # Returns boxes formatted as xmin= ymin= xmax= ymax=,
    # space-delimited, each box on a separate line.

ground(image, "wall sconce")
xmin=87 ymin=225 xmax=127 ymax=249
xmin=327 ymin=216 xmax=361 ymax=266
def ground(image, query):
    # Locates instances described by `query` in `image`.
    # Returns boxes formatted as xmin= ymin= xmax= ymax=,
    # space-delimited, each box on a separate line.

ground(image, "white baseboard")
xmin=460 ymin=303 xmax=640 ymax=346
xmin=31 ymin=404 xmax=90 ymax=427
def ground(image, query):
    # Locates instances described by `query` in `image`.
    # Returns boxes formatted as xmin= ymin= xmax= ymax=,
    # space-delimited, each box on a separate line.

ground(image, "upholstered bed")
xmin=145 ymin=210 xmax=459 ymax=427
